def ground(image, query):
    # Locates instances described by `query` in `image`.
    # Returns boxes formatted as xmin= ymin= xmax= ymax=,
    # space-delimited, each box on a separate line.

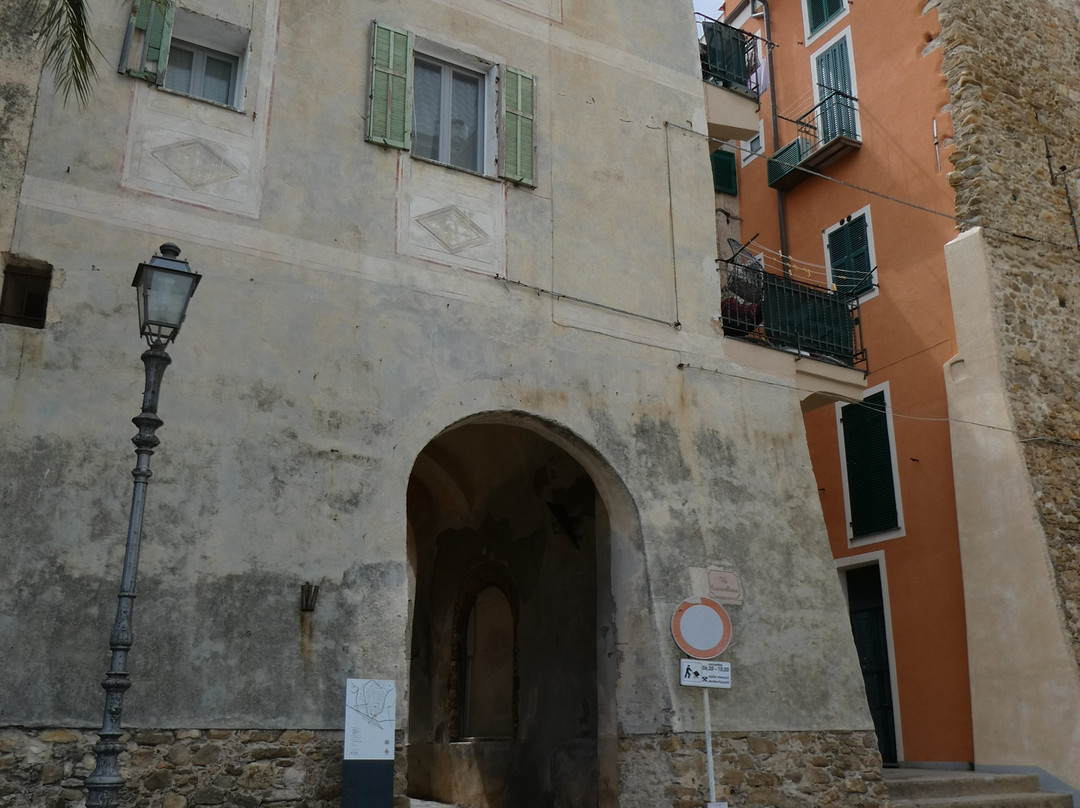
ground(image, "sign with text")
xmin=680 ymin=659 xmax=731 ymax=689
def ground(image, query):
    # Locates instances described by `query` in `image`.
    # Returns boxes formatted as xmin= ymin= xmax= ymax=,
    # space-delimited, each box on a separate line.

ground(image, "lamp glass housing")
xmin=132 ymin=248 xmax=201 ymax=344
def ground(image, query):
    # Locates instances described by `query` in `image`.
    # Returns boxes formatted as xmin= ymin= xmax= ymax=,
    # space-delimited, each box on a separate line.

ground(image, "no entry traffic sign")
xmin=671 ymin=596 xmax=732 ymax=659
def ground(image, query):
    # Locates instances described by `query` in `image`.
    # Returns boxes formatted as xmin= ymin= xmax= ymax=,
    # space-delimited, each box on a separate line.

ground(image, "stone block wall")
xmin=618 ymin=730 xmax=890 ymax=808
xmin=939 ymin=0 xmax=1080 ymax=665
xmin=0 ymin=727 xmax=408 ymax=808
xmin=2 ymin=726 xmax=887 ymax=808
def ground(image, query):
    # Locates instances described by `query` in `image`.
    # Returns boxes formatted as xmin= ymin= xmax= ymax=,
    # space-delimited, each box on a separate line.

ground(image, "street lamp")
xmin=85 ymin=243 xmax=201 ymax=808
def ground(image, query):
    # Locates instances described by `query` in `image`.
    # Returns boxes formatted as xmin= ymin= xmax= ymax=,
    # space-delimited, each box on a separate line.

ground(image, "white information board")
xmin=679 ymin=659 xmax=731 ymax=689
xmin=344 ymin=678 xmax=396 ymax=760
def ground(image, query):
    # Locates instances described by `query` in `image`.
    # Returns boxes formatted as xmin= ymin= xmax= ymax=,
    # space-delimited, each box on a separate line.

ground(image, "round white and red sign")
xmin=671 ymin=596 xmax=733 ymax=659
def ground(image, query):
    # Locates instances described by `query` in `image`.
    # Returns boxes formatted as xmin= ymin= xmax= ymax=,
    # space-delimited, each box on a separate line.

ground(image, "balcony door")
xmin=815 ymin=36 xmax=856 ymax=143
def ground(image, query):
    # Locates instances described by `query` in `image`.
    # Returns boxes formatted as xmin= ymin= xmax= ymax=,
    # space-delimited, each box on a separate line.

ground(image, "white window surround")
xmin=809 ymin=26 xmax=859 ymax=139
xmin=822 ymin=203 xmax=878 ymax=303
xmin=412 ymin=37 xmax=499 ymax=178
xmin=801 ymin=0 xmax=850 ymax=48
xmin=835 ymin=551 xmax=904 ymax=762
xmin=836 ymin=381 xmax=906 ymax=545
xmin=165 ymin=7 xmax=249 ymax=110
xmin=741 ymin=119 xmax=765 ymax=166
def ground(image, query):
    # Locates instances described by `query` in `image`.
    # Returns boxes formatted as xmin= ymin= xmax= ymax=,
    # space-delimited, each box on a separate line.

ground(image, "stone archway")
xmin=405 ymin=414 xmax=627 ymax=808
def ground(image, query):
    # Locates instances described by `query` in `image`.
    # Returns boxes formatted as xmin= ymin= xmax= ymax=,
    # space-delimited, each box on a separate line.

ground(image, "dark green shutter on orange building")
xmin=841 ymin=391 xmax=899 ymax=538
xmin=828 ymin=214 xmax=871 ymax=297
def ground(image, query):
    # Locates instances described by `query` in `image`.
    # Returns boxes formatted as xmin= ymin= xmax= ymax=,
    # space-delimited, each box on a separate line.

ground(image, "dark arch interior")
xmin=406 ymin=421 xmax=603 ymax=808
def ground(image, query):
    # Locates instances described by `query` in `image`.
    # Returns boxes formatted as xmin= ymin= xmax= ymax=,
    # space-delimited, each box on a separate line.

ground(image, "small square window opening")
xmin=0 ymin=259 xmax=52 ymax=329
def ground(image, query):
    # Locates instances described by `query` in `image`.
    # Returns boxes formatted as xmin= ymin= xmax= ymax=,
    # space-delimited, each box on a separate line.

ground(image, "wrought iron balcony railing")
xmin=720 ymin=246 xmax=867 ymax=370
xmin=697 ymin=13 xmax=764 ymax=100
xmin=767 ymin=86 xmax=860 ymax=190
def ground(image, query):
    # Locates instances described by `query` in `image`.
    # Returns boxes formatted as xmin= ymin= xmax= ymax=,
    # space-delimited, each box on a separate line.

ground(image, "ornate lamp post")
xmin=85 ymin=244 xmax=201 ymax=808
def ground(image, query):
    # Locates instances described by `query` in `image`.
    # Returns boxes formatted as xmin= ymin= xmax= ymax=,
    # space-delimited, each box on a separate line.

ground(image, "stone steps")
xmin=884 ymin=769 xmax=1072 ymax=808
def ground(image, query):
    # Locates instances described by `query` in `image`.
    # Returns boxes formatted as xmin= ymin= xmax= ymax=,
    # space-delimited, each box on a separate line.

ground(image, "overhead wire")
xmin=677 ymin=361 xmax=1020 ymax=436
xmin=699 ymin=126 xmax=1080 ymax=253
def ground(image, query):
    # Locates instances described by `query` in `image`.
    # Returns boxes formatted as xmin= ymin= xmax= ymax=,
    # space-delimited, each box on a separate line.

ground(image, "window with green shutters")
xmin=118 ymin=1 xmax=246 ymax=107
xmin=840 ymin=390 xmax=900 ymax=539
xmin=366 ymin=23 xmax=535 ymax=184
xmin=826 ymin=211 xmax=874 ymax=298
xmin=815 ymin=36 xmax=857 ymax=143
xmin=806 ymin=0 xmax=844 ymax=35
xmin=710 ymin=150 xmax=738 ymax=195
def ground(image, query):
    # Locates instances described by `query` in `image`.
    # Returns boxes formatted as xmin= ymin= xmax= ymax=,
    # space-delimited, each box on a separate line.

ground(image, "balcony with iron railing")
xmin=767 ymin=86 xmax=861 ymax=190
xmin=719 ymin=240 xmax=867 ymax=372
xmin=696 ymin=13 xmax=766 ymax=143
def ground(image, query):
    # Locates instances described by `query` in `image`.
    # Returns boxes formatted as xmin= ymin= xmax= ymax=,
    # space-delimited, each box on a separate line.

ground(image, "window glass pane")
xmin=164 ymin=46 xmax=194 ymax=95
xmin=413 ymin=61 xmax=442 ymax=162
xmin=449 ymin=71 xmax=481 ymax=171
xmin=202 ymin=54 xmax=234 ymax=105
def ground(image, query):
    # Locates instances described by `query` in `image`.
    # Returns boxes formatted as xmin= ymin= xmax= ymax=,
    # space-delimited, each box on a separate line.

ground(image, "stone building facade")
xmin=939 ymin=0 xmax=1080 ymax=797
xmin=0 ymin=0 xmax=881 ymax=806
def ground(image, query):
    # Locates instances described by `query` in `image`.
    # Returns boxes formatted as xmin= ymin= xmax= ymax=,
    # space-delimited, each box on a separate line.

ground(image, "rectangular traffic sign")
xmin=680 ymin=659 xmax=731 ymax=689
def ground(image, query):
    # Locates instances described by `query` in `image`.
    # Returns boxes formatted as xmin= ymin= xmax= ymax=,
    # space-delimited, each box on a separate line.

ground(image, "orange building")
xmin=719 ymin=0 xmax=972 ymax=766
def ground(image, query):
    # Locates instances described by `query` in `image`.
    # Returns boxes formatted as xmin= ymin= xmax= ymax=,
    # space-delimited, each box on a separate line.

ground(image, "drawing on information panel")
xmin=344 ymin=678 xmax=396 ymax=760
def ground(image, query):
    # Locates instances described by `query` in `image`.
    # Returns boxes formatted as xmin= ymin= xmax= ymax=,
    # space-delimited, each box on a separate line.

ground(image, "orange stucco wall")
xmin=730 ymin=0 xmax=973 ymax=764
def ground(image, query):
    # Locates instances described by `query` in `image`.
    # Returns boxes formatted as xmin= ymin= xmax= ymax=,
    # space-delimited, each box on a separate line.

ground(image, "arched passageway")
xmin=406 ymin=415 xmax=621 ymax=808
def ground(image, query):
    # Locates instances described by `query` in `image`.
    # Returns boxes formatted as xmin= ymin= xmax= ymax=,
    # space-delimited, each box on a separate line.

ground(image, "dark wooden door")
xmin=846 ymin=564 xmax=897 ymax=764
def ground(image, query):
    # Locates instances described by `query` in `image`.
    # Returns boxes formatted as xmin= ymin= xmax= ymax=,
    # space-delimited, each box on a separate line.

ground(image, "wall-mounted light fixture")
xmin=300 ymin=582 xmax=319 ymax=612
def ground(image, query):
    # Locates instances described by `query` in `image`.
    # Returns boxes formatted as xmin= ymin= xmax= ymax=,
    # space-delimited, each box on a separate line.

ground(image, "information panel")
xmin=344 ymin=678 xmax=396 ymax=760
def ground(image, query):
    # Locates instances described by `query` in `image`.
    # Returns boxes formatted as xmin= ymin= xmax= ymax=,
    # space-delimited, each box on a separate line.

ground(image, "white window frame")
xmin=836 ymin=381 xmax=906 ymax=545
xmin=809 ymin=27 xmax=859 ymax=141
xmin=835 ymin=551 xmax=904 ymax=762
xmin=822 ymin=203 xmax=878 ymax=303
xmin=411 ymin=38 xmax=498 ymax=177
xmin=164 ymin=39 xmax=240 ymax=107
xmin=741 ymin=119 xmax=765 ymax=166
xmin=801 ymin=0 xmax=850 ymax=47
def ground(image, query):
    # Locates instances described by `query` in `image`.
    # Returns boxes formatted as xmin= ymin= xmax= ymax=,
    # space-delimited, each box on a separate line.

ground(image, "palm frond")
xmin=35 ymin=0 xmax=102 ymax=107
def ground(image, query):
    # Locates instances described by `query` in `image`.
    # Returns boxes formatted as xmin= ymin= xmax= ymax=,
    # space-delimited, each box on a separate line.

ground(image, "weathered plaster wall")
xmin=0 ymin=0 xmax=39 ymax=255
xmin=940 ymin=0 xmax=1080 ymax=793
xmin=1 ymin=0 xmax=879 ymax=804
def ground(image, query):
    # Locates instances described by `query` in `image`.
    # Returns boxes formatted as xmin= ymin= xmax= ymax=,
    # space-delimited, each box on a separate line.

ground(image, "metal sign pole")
xmin=703 ymin=688 xmax=716 ymax=805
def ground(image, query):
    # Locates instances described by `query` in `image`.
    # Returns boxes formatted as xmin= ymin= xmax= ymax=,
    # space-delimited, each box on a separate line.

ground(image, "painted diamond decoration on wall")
xmin=416 ymin=205 xmax=491 ymax=254
xmin=151 ymin=140 xmax=240 ymax=189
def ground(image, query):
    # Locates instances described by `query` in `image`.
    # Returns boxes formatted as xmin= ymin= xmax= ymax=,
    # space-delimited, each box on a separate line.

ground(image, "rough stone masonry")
xmin=940 ymin=0 xmax=1080 ymax=663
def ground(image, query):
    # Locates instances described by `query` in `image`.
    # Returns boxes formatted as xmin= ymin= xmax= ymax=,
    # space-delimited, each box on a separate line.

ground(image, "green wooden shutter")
xmin=501 ymin=67 xmax=535 ymax=186
xmin=816 ymin=36 xmax=856 ymax=142
xmin=123 ymin=0 xmax=174 ymax=82
xmin=367 ymin=22 xmax=413 ymax=149
xmin=841 ymin=391 xmax=899 ymax=538
xmin=711 ymin=150 xmax=738 ymax=195
xmin=828 ymin=215 xmax=872 ymax=297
